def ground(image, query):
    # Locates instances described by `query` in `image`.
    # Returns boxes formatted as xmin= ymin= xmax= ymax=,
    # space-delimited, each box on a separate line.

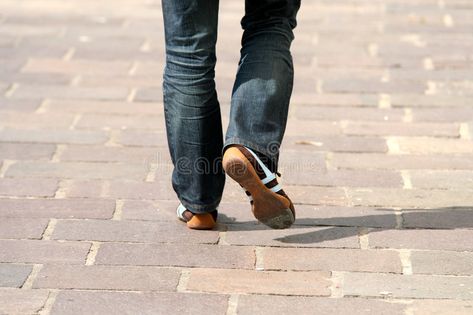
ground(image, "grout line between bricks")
xmin=112 ymin=199 xmax=124 ymax=220
xmin=70 ymin=75 xmax=82 ymax=86
xmin=140 ymin=40 xmax=152 ymax=53
xmin=399 ymin=249 xmax=413 ymax=275
xmin=443 ymin=14 xmax=454 ymax=28
xmin=324 ymin=152 xmax=334 ymax=170
xmin=4 ymin=82 xmax=19 ymax=98
xmin=0 ymin=160 xmax=16 ymax=178
xmin=22 ymin=264 xmax=43 ymax=289
xmin=315 ymin=80 xmax=323 ymax=94
xmin=358 ymin=227 xmax=370 ymax=250
xmin=85 ymin=241 xmax=101 ymax=266
xmin=217 ymin=231 xmax=229 ymax=245
xmin=35 ymin=99 xmax=50 ymax=114
xmin=394 ymin=209 xmax=404 ymax=229
xmin=69 ymin=114 xmax=82 ymax=130
xmin=38 ymin=290 xmax=59 ymax=315
xmin=368 ymin=43 xmax=378 ymax=57
xmin=459 ymin=123 xmax=471 ymax=140
xmin=401 ymin=170 xmax=413 ymax=189
xmin=62 ymin=47 xmax=76 ymax=61
xmin=402 ymin=108 xmax=413 ymax=123
xmin=255 ymin=247 xmax=264 ymax=271
xmin=381 ymin=69 xmax=390 ymax=83
xmin=425 ymin=81 xmax=437 ymax=95
xmin=226 ymin=294 xmax=239 ymax=315
xmin=53 ymin=180 xmax=69 ymax=199
xmin=378 ymin=94 xmax=391 ymax=109
xmin=329 ymin=271 xmax=344 ymax=298
xmin=41 ymin=219 xmax=58 ymax=240
xmin=105 ymin=129 xmax=122 ymax=147
xmin=128 ymin=61 xmax=139 ymax=76
xmin=51 ymin=145 xmax=67 ymax=163
xmin=386 ymin=137 xmax=402 ymax=154
xmin=423 ymin=57 xmax=434 ymax=70
xmin=126 ymin=86 xmax=137 ymax=101
xmin=176 ymin=269 xmax=191 ymax=292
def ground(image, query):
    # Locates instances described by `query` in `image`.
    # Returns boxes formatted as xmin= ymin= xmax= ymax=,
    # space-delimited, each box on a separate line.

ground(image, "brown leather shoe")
xmin=177 ymin=203 xmax=218 ymax=230
xmin=222 ymin=145 xmax=295 ymax=229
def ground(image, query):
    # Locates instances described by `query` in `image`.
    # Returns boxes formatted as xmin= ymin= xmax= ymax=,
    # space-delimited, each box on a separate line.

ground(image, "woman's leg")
xmin=162 ymin=0 xmax=224 ymax=214
xmin=224 ymin=0 xmax=301 ymax=172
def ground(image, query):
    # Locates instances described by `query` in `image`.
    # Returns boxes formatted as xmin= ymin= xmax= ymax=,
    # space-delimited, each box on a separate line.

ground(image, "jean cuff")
xmin=223 ymin=136 xmax=279 ymax=173
xmin=179 ymin=196 xmax=221 ymax=214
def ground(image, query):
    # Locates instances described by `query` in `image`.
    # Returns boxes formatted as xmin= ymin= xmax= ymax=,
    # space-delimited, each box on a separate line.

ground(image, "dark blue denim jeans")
xmin=162 ymin=0 xmax=300 ymax=213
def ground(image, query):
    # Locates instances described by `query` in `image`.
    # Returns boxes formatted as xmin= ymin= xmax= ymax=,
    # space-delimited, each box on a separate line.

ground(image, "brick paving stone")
xmin=0 ymin=143 xmax=56 ymax=160
xmin=121 ymin=199 xmax=177 ymax=221
xmin=402 ymin=208 xmax=473 ymax=229
xmin=5 ymin=161 xmax=148 ymax=180
xmin=284 ymin=120 xmax=342 ymax=136
xmin=0 ymin=98 xmax=41 ymax=111
xmin=283 ymin=135 xmax=388 ymax=153
xmin=0 ymin=218 xmax=49 ymax=239
xmin=225 ymin=225 xmax=359 ymax=248
xmin=187 ymin=268 xmax=331 ymax=296
xmin=61 ymin=145 xmax=169 ymax=163
xmin=263 ymin=247 xmax=402 ymax=273
xmin=0 ymin=128 xmax=108 ymax=144
xmin=0 ymin=240 xmax=90 ymax=264
xmin=331 ymin=153 xmax=473 ymax=170
xmin=0 ymin=178 xmax=58 ymax=197
xmin=291 ymin=93 xmax=379 ymax=107
xmin=369 ymin=229 xmax=473 ymax=251
xmin=409 ymin=299 xmax=473 ymax=315
xmin=237 ymin=295 xmax=406 ymax=315
xmin=281 ymin=186 xmax=349 ymax=205
xmin=21 ymin=58 xmax=132 ymax=76
xmin=396 ymin=137 xmax=473 ymax=154
xmin=295 ymin=107 xmax=405 ymax=122
xmin=95 ymin=243 xmax=255 ymax=269
xmin=412 ymin=107 xmax=473 ymax=122
xmin=411 ymin=250 xmax=473 ymax=276
xmin=116 ymin=130 xmax=168 ymax=147
xmin=409 ymin=170 xmax=473 ymax=190
xmin=0 ymin=111 xmax=76 ymax=129
xmin=348 ymin=188 xmax=473 ymax=208
xmin=281 ymin=169 xmax=403 ymax=188
xmin=10 ymin=84 xmax=130 ymax=101
xmin=343 ymin=272 xmax=473 ymax=300
xmin=342 ymin=121 xmax=460 ymax=137
xmin=75 ymin=113 xmax=164 ymax=130
xmin=33 ymin=265 xmax=180 ymax=291
xmin=44 ymin=100 xmax=163 ymax=115
xmin=0 ymin=288 xmax=49 ymax=315
xmin=0 ymin=198 xmax=115 ymax=219
xmin=0 ymin=264 xmax=32 ymax=288
xmin=52 ymin=219 xmax=219 ymax=244
xmin=50 ymin=291 xmax=228 ymax=315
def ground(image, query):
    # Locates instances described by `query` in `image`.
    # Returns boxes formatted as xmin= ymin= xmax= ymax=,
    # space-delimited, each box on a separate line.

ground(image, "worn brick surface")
xmin=343 ymin=272 xmax=473 ymax=299
xmin=187 ymin=268 xmax=331 ymax=296
xmin=50 ymin=291 xmax=228 ymax=315
xmin=0 ymin=289 xmax=49 ymax=315
xmin=34 ymin=265 xmax=180 ymax=291
xmin=1 ymin=0 xmax=473 ymax=310
xmin=0 ymin=240 xmax=90 ymax=264
xmin=0 ymin=264 xmax=32 ymax=288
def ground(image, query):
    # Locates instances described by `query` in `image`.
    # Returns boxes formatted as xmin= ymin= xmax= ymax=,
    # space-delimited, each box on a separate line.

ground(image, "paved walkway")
xmin=1 ymin=0 xmax=473 ymax=314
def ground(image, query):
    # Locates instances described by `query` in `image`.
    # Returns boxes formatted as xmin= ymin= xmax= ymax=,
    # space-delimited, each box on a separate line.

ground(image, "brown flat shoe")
xmin=177 ymin=203 xmax=218 ymax=230
xmin=222 ymin=145 xmax=295 ymax=229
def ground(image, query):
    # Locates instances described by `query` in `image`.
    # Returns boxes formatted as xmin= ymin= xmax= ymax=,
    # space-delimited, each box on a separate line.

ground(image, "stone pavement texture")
xmin=0 ymin=0 xmax=473 ymax=314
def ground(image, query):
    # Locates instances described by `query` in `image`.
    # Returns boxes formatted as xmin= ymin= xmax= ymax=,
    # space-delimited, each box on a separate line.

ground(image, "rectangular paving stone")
xmin=75 ymin=113 xmax=164 ymax=130
xmin=369 ymin=229 xmax=473 ymax=251
xmin=402 ymin=208 xmax=473 ymax=229
xmin=44 ymin=100 xmax=162 ymax=115
xmin=50 ymin=291 xmax=228 ymax=315
xmin=342 ymin=121 xmax=460 ymax=137
xmin=263 ymin=247 xmax=402 ymax=273
xmin=283 ymin=135 xmax=388 ymax=153
xmin=34 ymin=265 xmax=180 ymax=291
xmin=22 ymin=58 xmax=132 ymax=75
xmin=52 ymin=219 xmax=219 ymax=244
xmin=0 ymin=218 xmax=49 ymax=239
xmin=0 ymin=111 xmax=76 ymax=129
xmin=0 ymin=178 xmax=58 ymax=197
xmin=0 ymin=198 xmax=115 ymax=219
xmin=60 ymin=145 xmax=165 ymax=163
xmin=0 ymin=240 xmax=90 ymax=264
xmin=187 ymin=268 xmax=331 ymax=296
xmin=397 ymin=137 xmax=473 ymax=154
xmin=96 ymin=243 xmax=255 ymax=269
xmin=10 ymin=85 xmax=129 ymax=101
xmin=280 ymin=186 xmax=349 ymax=206
xmin=0 ymin=128 xmax=108 ymax=144
xmin=281 ymin=169 xmax=402 ymax=187
xmin=237 ymin=295 xmax=406 ymax=315
xmin=0 ymin=143 xmax=55 ymax=160
xmin=348 ymin=188 xmax=473 ymax=208
xmin=294 ymin=106 xmax=405 ymax=121
xmin=412 ymin=107 xmax=473 ymax=122
xmin=0 ymin=288 xmax=49 ymax=315
xmin=6 ymin=161 xmax=147 ymax=180
xmin=343 ymin=272 xmax=473 ymax=299
xmin=409 ymin=299 xmax=473 ymax=315
xmin=331 ymin=153 xmax=473 ymax=170
xmin=0 ymin=264 xmax=32 ymax=287
xmin=121 ymin=200 xmax=177 ymax=221
xmin=411 ymin=250 xmax=473 ymax=276
xmin=409 ymin=170 xmax=473 ymax=190
xmin=225 ymin=225 xmax=360 ymax=248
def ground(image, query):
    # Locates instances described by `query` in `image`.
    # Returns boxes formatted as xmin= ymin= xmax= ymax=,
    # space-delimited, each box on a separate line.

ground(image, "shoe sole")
xmin=223 ymin=147 xmax=295 ymax=229
xmin=183 ymin=213 xmax=216 ymax=230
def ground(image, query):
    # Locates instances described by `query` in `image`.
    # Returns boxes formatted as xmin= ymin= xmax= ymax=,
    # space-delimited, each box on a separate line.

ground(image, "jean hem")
xmin=179 ymin=197 xmax=221 ymax=214
xmin=223 ymin=137 xmax=279 ymax=172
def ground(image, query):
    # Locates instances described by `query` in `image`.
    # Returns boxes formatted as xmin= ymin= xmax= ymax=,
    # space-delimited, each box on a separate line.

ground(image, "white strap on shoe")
xmin=245 ymin=147 xmax=276 ymax=185
xmin=176 ymin=203 xmax=187 ymax=221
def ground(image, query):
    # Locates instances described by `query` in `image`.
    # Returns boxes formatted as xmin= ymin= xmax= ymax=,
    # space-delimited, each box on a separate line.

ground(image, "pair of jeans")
xmin=162 ymin=0 xmax=300 ymax=213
